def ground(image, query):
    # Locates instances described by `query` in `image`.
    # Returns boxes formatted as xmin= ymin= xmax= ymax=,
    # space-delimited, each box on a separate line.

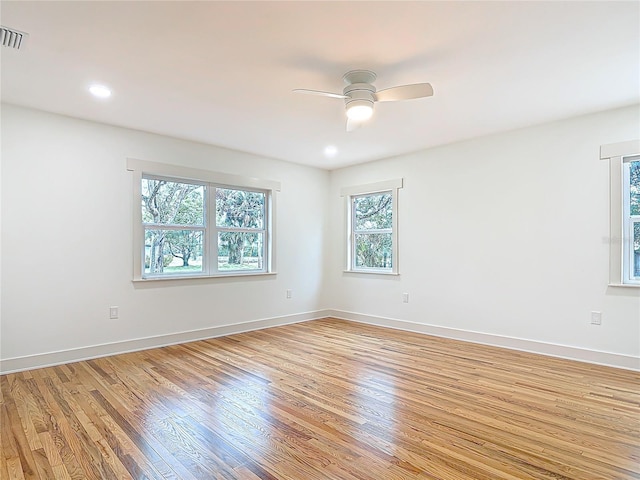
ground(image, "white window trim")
xmin=341 ymin=178 xmax=403 ymax=275
xmin=127 ymin=158 xmax=280 ymax=281
xmin=600 ymin=140 xmax=640 ymax=287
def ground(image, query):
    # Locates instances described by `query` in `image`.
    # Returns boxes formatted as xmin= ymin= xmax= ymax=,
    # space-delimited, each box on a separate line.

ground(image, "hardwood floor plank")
xmin=5 ymin=456 xmax=27 ymax=480
xmin=88 ymin=389 xmax=171 ymax=480
xmin=43 ymin=375 xmax=122 ymax=480
xmin=31 ymin=447 xmax=56 ymax=480
xmin=1 ymin=376 xmax=41 ymax=479
xmin=26 ymin=372 xmax=85 ymax=480
xmin=2 ymin=318 xmax=638 ymax=479
xmin=0 ymin=449 xmax=10 ymax=480
xmin=38 ymin=432 xmax=65 ymax=471
xmin=50 ymin=464 xmax=73 ymax=480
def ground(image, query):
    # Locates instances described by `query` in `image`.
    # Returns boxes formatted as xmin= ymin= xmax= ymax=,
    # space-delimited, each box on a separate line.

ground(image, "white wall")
xmin=325 ymin=105 xmax=640 ymax=367
xmin=1 ymin=105 xmax=330 ymax=369
xmin=2 ymin=104 xmax=639 ymax=372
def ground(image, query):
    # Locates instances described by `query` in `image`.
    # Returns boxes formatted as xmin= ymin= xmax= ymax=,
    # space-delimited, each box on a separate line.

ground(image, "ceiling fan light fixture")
xmin=346 ymin=100 xmax=373 ymax=121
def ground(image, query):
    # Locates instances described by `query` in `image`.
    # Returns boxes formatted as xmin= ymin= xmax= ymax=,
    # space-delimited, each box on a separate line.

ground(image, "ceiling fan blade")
xmin=346 ymin=117 xmax=365 ymax=132
xmin=293 ymin=89 xmax=347 ymax=99
xmin=375 ymin=83 xmax=434 ymax=102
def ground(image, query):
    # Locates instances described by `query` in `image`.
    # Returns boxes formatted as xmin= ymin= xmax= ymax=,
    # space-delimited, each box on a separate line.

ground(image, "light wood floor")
xmin=1 ymin=318 xmax=639 ymax=479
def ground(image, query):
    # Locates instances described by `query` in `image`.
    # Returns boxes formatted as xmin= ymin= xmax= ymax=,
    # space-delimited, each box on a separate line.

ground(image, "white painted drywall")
xmin=325 ymin=105 xmax=640 ymax=359
xmin=2 ymin=103 xmax=639 ymax=370
xmin=0 ymin=105 xmax=329 ymax=361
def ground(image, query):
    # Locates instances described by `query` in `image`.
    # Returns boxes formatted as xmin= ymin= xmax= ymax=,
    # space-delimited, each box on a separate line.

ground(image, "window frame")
xmin=128 ymin=158 xmax=280 ymax=281
xmin=600 ymin=140 xmax=640 ymax=287
xmin=341 ymin=179 xmax=403 ymax=275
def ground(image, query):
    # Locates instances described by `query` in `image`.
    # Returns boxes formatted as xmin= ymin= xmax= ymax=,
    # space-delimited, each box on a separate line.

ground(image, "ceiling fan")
xmin=293 ymin=70 xmax=433 ymax=131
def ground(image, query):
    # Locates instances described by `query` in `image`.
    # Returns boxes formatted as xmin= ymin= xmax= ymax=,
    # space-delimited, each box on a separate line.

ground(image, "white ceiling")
xmin=1 ymin=1 xmax=638 ymax=170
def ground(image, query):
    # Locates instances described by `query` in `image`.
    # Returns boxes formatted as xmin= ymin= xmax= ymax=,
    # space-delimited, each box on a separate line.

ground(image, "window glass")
xmin=141 ymin=179 xmax=204 ymax=225
xmin=218 ymin=232 xmax=264 ymax=271
xmin=631 ymin=160 xmax=640 ymax=280
xmin=216 ymin=188 xmax=264 ymax=229
xmin=629 ymin=160 xmax=639 ymax=216
xmin=144 ymin=229 xmax=204 ymax=275
xmin=354 ymin=193 xmax=392 ymax=230
xmin=355 ymin=233 xmax=393 ymax=269
xmin=632 ymin=221 xmax=640 ymax=279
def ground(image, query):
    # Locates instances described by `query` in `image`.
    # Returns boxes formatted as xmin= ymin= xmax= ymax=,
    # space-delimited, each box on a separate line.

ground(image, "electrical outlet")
xmin=402 ymin=293 xmax=409 ymax=303
xmin=590 ymin=311 xmax=602 ymax=325
xmin=286 ymin=289 xmax=292 ymax=299
xmin=109 ymin=306 xmax=119 ymax=319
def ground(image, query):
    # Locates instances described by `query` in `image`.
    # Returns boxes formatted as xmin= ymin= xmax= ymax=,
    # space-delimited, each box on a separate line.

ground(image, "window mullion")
xmin=143 ymin=224 xmax=205 ymax=231
xmin=207 ymin=183 xmax=216 ymax=275
xmin=353 ymin=228 xmax=392 ymax=234
xmin=217 ymin=227 xmax=265 ymax=234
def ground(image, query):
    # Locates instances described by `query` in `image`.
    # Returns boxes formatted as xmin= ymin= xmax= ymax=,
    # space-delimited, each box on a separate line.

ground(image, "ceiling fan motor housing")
xmin=342 ymin=70 xmax=377 ymax=85
xmin=343 ymin=70 xmax=377 ymax=117
xmin=344 ymin=83 xmax=375 ymax=110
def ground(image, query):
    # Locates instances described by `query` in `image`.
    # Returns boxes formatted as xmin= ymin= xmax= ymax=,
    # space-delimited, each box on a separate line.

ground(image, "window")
xmin=142 ymin=177 xmax=206 ymax=276
xmin=352 ymin=191 xmax=393 ymax=270
xmin=341 ymin=179 xmax=402 ymax=274
xmin=128 ymin=159 xmax=279 ymax=280
xmin=623 ymin=156 xmax=640 ymax=284
xmin=215 ymin=188 xmax=266 ymax=272
xmin=600 ymin=140 xmax=640 ymax=286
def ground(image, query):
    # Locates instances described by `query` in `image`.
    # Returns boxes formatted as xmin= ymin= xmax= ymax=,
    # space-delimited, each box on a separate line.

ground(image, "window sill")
xmin=608 ymin=283 xmax=640 ymax=288
xmin=343 ymin=270 xmax=399 ymax=276
xmin=133 ymin=271 xmax=277 ymax=282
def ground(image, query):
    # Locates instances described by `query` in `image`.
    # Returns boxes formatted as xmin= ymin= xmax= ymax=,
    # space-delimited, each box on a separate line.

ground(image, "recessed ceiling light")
xmin=324 ymin=145 xmax=338 ymax=157
xmin=88 ymin=84 xmax=112 ymax=99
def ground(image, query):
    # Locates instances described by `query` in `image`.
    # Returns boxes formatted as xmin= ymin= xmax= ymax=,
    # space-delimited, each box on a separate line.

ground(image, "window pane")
xmin=145 ymin=229 xmax=203 ymax=275
xmin=142 ymin=179 xmax=204 ymax=225
xmin=634 ymin=222 xmax=640 ymax=278
xmin=354 ymin=192 xmax=392 ymax=230
xmin=216 ymin=188 xmax=265 ymax=229
xmin=630 ymin=160 xmax=640 ymax=216
xmin=355 ymin=233 xmax=392 ymax=269
xmin=218 ymin=232 xmax=264 ymax=271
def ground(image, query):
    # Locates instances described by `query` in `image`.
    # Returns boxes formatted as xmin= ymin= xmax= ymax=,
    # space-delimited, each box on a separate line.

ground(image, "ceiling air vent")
xmin=1 ymin=26 xmax=28 ymax=50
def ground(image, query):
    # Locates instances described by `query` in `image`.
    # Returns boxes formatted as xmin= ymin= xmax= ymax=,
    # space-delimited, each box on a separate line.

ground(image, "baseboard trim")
xmin=327 ymin=309 xmax=640 ymax=371
xmin=3 ymin=309 xmax=638 ymax=374
xmin=0 ymin=310 xmax=331 ymax=374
